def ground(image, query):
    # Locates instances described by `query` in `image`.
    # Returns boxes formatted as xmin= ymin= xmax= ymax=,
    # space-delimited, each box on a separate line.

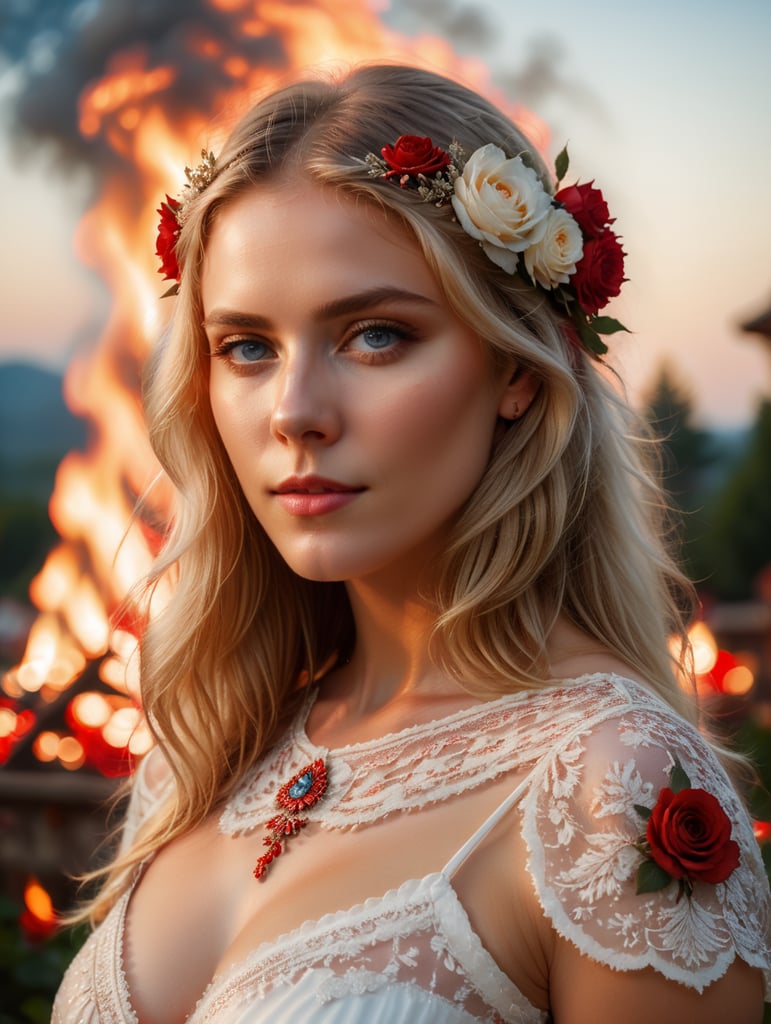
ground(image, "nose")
xmin=269 ymin=355 xmax=342 ymax=446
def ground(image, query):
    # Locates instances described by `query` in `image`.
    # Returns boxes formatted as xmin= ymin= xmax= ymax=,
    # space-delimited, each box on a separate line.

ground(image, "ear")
xmin=497 ymin=364 xmax=540 ymax=420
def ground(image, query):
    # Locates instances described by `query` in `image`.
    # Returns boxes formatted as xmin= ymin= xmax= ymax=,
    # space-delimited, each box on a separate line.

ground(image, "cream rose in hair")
xmin=523 ymin=206 xmax=584 ymax=290
xmin=451 ymin=144 xmax=552 ymax=273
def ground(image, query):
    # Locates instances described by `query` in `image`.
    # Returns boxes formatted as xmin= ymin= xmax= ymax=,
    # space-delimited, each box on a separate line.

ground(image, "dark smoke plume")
xmin=381 ymin=0 xmax=607 ymax=125
xmin=1 ymin=0 xmax=284 ymax=169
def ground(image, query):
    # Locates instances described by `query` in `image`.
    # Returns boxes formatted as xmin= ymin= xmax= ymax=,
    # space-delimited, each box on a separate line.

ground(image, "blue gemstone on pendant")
xmin=289 ymin=771 xmax=314 ymax=799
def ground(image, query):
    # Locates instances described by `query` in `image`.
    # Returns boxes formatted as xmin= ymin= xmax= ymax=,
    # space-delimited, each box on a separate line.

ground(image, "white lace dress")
xmin=53 ymin=674 xmax=771 ymax=1023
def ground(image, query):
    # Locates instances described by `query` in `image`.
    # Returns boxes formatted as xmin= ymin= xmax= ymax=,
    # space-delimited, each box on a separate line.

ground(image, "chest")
xmin=121 ymin=772 xmax=546 ymax=1023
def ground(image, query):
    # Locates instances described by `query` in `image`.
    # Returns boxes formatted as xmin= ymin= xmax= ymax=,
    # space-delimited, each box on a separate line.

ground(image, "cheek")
xmin=209 ymin=380 xmax=265 ymax=463
xmin=430 ymin=349 xmax=498 ymax=433
xmin=375 ymin=359 xmax=500 ymax=479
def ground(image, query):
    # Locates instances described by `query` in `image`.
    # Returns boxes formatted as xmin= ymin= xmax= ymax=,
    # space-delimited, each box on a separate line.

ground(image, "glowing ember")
xmin=721 ymin=665 xmax=754 ymax=696
xmin=24 ymin=879 xmax=56 ymax=923
xmin=755 ymin=821 xmax=771 ymax=844
xmin=689 ymin=621 xmax=718 ymax=677
xmin=7 ymin=612 xmax=86 ymax=697
xmin=102 ymin=706 xmax=142 ymax=748
xmin=676 ymin=620 xmax=757 ymax=698
xmin=21 ymin=877 xmax=59 ymax=941
xmin=57 ymin=736 xmax=86 ymax=771
xmin=71 ymin=692 xmax=112 ymax=729
xmin=0 ymin=700 xmax=35 ymax=764
xmin=32 ymin=730 xmax=61 ymax=763
xmin=98 ymin=629 xmax=141 ymax=699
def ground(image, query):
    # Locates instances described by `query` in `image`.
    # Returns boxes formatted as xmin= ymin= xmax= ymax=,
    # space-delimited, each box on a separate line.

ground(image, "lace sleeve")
xmin=520 ymin=682 xmax=771 ymax=992
xmin=119 ymin=746 xmax=174 ymax=853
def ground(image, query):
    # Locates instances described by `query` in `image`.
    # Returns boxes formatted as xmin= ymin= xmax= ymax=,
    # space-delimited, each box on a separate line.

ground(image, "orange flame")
xmin=2 ymin=0 xmax=548 ymax=772
xmin=21 ymin=877 xmax=58 ymax=941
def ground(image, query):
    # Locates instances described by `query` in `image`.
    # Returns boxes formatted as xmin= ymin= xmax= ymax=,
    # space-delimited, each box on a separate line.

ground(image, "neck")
xmin=326 ymin=573 xmax=460 ymax=717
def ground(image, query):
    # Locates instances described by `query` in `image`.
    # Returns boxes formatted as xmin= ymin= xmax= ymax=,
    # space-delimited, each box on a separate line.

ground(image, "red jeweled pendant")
xmin=253 ymin=758 xmax=328 ymax=880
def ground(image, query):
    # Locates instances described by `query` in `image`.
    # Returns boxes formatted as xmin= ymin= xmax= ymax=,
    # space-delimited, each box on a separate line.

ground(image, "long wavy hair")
xmin=81 ymin=63 xmax=698 ymax=922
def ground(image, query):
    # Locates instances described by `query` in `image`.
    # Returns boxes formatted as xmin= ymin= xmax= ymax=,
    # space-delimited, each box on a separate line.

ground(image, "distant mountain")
xmin=0 ymin=361 xmax=88 ymax=498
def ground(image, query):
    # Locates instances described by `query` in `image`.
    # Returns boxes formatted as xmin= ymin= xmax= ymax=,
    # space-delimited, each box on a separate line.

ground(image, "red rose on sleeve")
xmin=155 ymin=195 xmax=182 ymax=281
xmin=554 ymin=181 xmax=610 ymax=237
xmin=381 ymin=135 xmax=452 ymax=182
xmin=571 ymin=228 xmax=626 ymax=315
xmin=646 ymin=786 xmax=740 ymax=884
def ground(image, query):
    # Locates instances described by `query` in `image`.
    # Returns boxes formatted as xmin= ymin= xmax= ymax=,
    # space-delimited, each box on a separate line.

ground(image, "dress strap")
xmin=442 ymin=778 xmax=528 ymax=878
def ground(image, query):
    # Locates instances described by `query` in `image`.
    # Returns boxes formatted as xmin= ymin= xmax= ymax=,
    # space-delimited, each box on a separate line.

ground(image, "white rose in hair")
xmin=451 ymin=144 xmax=552 ymax=273
xmin=523 ymin=206 xmax=584 ymax=289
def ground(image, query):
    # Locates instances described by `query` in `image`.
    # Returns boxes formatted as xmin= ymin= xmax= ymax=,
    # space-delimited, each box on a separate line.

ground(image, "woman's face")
xmin=203 ymin=181 xmax=516 ymax=585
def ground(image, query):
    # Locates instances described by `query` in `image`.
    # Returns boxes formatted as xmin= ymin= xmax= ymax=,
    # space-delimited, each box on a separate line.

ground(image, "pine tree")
xmin=706 ymin=401 xmax=771 ymax=599
xmin=643 ymin=364 xmax=716 ymax=584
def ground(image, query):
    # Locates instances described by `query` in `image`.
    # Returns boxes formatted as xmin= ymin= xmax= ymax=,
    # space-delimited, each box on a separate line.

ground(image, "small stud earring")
xmin=511 ymin=402 xmax=520 ymax=419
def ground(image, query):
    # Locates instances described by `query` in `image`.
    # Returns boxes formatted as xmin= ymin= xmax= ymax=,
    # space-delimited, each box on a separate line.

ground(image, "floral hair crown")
xmin=155 ymin=149 xmax=217 ymax=297
xmin=365 ymin=135 xmax=628 ymax=356
xmin=155 ymin=136 xmax=627 ymax=355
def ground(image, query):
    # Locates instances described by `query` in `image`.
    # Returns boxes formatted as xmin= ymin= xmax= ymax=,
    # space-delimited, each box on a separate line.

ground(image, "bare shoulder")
xmin=550 ymin=934 xmax=765 ymax=1024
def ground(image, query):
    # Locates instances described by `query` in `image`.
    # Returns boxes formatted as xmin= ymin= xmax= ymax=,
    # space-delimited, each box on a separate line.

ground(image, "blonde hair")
xmin=81 ymin=64 xmax=698 ymax=923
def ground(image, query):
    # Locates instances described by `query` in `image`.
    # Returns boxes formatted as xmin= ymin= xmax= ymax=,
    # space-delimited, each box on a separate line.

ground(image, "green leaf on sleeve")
xmin=670 ymin=759 xmax=692 ymax=794
xmin=635 ymin=859 xmax=672 ymax=895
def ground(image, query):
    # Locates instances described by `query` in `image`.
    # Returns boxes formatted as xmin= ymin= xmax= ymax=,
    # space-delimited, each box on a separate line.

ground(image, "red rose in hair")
xmin=571 ymin=228 xmax=625 ymax=314
xmin=554 ymin=181 xmax=610 ymax=237
xmin=155 ymin=195 xmax=182 ymax=281
xmin=646 ymin=786 xmax=740 ymax=884
xmin=381 ymin=135 xmax=452 ymax=182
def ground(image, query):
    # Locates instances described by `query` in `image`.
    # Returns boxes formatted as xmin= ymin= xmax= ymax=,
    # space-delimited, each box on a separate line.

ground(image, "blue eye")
xmin=361 ymin=327 xmax=397 ymax=349
xmin=224 ymin=340 xmax=271 ymax=363
xmin=350 ymin=324 xmax=403 ymax=351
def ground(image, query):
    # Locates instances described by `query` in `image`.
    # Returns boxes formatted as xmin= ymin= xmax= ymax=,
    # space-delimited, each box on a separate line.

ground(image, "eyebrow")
xmin=203 ymin=286 xmax=438 ymax=331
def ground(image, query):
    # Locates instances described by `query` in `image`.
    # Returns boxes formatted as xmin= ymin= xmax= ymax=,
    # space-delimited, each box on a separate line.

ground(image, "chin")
xmin=284 ymin=561 xmax=349 ymax=584
xmin=273 ymin=545 xmax=367 ymax=584
xmin=271 ymin=537 xmax=413 ymax=586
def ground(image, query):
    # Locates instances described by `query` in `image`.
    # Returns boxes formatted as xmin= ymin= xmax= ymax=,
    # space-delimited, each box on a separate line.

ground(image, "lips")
xmin=272 ymin=476 xmax=365 ymax=516
xmin=273 ymin=475 xmax=364 ymax=496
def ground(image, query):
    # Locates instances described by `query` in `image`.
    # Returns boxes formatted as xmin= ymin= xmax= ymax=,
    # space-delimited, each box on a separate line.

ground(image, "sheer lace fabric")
xmin=53 ymin=674 xmax=771 ymax=1023
xmin=170 ymin=870 xmax=542 ymax=1023
xmin=218 ymin=683 xmax=589 ymax=835
xmin=521 ymin=700 xmax=768 ymax=990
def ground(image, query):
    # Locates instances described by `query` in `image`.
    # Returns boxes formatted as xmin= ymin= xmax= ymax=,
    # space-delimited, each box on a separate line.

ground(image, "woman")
xmin=54 ymin=64 xmax=769 ymax=1022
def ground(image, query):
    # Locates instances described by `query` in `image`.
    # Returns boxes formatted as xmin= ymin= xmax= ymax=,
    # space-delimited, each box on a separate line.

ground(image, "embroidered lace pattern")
xmin=52 ymin=674 xmax=771 ymax=1024
xmin=52 ymin=887 xmax=137 ymax=1024
xmin=519 ymin=688 xmax=771 ymax=991
xmin=192 ymin=873 xmax=540 ymax=1022
xmin=218 ymin=679 xmax=611 ymax=835
xmin=218 ymin=673 xmax=770 ymax=994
